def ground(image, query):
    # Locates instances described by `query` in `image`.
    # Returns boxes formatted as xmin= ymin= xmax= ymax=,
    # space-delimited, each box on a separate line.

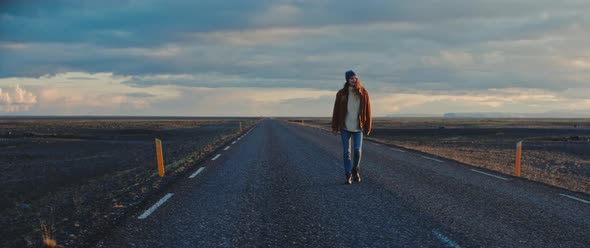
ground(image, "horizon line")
xmin=1 ymin=115 xmax=590 ymax=119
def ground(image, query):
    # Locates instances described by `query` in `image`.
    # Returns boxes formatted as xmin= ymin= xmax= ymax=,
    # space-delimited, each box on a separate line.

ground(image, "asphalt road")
xmin=97 ymin=119 xmax=590 ymax=247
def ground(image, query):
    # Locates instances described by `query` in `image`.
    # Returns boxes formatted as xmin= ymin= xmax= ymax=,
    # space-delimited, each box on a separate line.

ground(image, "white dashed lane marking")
xmin=559 ymin=193 xmax=590 ymax=204
xmin=189 ymin=167 xmax=205 ymax=179
xmin=138 ymin=193 xmax=174 ymax=220
xmin=470 ymin=169 xmax=508 ymax=181
xmin=211 ymin=154 xmax=221 ymax=161
xmin=224 ymin=146 xmax=230 ymax=151
xmin=433 ymin=231 xmax=462 ymax=248
xmin=391 ymin=148 xmax=406 ymax=153
xmin=421 ymin=156 xmax=444 ymax=163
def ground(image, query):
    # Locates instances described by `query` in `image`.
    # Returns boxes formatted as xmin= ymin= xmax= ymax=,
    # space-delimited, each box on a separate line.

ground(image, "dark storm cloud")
xmin=2 ymin=0 xmax=582 ymax=48
xmin=1 ymin=0 xmax=589 ymax=91
xmin=1 ymin=0 xmax=264 ymax=46
xmin=126 ymin=92 xmax=156 ymax=98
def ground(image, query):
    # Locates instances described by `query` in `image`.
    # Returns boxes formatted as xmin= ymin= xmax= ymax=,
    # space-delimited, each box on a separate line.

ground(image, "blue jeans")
xmin=340 ymin=130 xmax=363 ymax=175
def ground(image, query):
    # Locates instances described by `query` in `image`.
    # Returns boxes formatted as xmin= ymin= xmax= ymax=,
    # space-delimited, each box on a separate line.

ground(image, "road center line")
xmin=421 ymin=156 xmax=443 ymax=163
xmin=189 ymin=167 xmax=205 ymax=179
xmin=391 ymin=148 xmax=406 ymax=153
xmin=211 ymin=154 xmax=221 ymax=161
xmin=138 ymin=193 xmax=174 ymax=219
xmin=559 ymin=193 xmax=590 ymax=204
xmin=224 ymin=146 xmax=230 ymax=151
xmin=433 ymin=231 xmax=462 ymax=248
xmin=471 ymin=169 xmax=508 ymax=181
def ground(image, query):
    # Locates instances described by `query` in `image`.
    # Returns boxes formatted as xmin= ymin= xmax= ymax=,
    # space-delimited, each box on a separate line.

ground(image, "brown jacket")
xmin=331 ymin=86 xmax=372 ymax=135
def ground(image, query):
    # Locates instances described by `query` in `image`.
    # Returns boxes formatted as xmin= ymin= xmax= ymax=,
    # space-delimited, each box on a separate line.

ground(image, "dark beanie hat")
xmin=345 ymin=70 xmax=357 ymax=81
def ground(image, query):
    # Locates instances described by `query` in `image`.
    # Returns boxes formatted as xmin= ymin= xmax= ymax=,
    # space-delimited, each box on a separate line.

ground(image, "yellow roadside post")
xmin=301 ymin=119 xmax=304 ymax=125
xmin=515 ymin=140 xmax=523 ymax=177
xmin=155 ymin=138 xmax=165 ymax=177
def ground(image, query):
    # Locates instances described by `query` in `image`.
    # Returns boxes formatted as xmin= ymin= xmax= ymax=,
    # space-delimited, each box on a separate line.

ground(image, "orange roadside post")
xmin=515 ymin=140 xmax=523 ymax=177
xmin=155 ymin=138 xmax=165 ymax=177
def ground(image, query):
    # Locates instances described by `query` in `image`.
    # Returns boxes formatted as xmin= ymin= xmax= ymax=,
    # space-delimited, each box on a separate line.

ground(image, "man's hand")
xmin=332 ymin=130 xmax=339 ymax=135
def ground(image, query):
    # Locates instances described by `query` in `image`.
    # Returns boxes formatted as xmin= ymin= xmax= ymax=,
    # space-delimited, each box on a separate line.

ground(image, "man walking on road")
xmin=331 ymin=70 xmax=372 ymax=184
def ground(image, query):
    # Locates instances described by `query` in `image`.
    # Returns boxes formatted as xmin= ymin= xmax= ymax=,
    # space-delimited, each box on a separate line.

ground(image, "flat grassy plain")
xmin=288 ymin=117 xmax=590 ymax=194
xmin=0 ymin=117 xmax=259 ymax=247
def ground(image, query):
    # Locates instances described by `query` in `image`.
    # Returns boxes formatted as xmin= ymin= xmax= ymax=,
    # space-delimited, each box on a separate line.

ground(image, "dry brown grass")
xmin=40 ymin=222 xmax=58 ymax=248
xmin=387 ymin=141 xmax=590 ymax=193
xmin=290 ymin=119 xmax=590 ymax=194
xmin=1 ymin=118 xmax=261 ymax=247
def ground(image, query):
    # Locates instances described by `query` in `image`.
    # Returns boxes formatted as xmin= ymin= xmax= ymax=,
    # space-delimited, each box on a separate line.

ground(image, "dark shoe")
xmin=353 ymin=151 xmax=362 ymax=182
xmin=352 ymin=168 xmax=361 ymax=182
xmin=345 ymin=173 xmax=352 ymax=185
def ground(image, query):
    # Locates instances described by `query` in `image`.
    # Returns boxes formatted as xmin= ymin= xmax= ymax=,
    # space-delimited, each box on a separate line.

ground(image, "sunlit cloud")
xmin=0 ymin=84 xmax=37 ymax=112
xmin=422 ymin=51 xmax=475 ymax=67
xmin=0 ymin=42 xmax=29 ymax=50
xmin=372 ymin=87 xmax=590 ymax=116
xmin=250 ymin=3 xmax=302 ymax=27
xmin=0 ymin=72 xmax=179 ymax=115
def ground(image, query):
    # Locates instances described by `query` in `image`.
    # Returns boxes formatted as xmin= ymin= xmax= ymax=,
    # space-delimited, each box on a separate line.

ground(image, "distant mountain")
xmin=385 ymin=113 xmax=440 ymax=117
xmin=443 ymin=112 xmax=527 ymax=118
xmin=443 ymin=111 xmax=590 ymax=118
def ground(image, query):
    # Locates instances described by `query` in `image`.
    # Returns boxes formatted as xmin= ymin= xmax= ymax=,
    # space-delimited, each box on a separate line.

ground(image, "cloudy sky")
xmin=1 ymin=0 xmax=590 ymax=117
